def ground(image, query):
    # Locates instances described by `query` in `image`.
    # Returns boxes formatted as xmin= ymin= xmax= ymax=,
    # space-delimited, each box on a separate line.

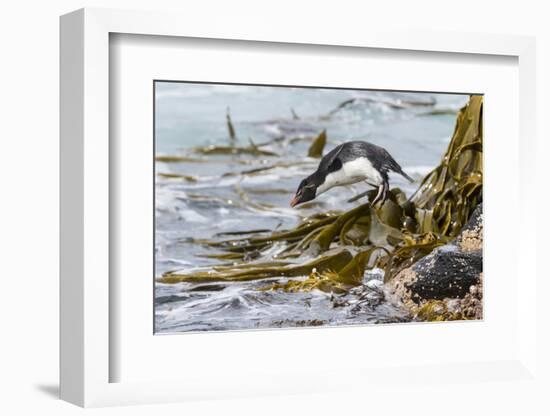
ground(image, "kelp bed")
xmin=158 ymin=95 xmax=483 ymax=296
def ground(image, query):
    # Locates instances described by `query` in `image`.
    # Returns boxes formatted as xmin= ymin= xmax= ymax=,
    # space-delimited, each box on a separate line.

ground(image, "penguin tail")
xmin=387 ymin=159 xmax=415 ymax=183
xmin=399 ymin=169 xmax=415 ymax=183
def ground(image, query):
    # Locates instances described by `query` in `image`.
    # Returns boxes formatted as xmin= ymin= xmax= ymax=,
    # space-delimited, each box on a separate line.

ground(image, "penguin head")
xmin=290 ymin=176 xmax=318 ymax=207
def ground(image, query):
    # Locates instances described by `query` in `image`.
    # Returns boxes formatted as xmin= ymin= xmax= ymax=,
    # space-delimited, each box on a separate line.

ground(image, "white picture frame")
xmin=60 ymin=7 xmax=539 ymax=408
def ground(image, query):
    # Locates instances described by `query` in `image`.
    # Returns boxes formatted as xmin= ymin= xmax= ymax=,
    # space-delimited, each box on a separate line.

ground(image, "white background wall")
xmin=0 ymin=1 xmax=548 ymax=414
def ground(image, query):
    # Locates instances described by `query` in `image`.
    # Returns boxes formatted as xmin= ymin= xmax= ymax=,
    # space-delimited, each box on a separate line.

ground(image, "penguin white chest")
xmin=317 ymin=157 xmax=383 ymax=195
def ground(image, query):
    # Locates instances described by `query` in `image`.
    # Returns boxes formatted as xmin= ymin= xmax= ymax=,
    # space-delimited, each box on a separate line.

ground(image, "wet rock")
xmin=460 ymin=203 xmax=483 ymax=234
xmin=457 ymin=203 xmax=483 ymax=252
xmin=388 ymin=203 xmax=483 ymax=318
xmin=459 ymin=273 xmax=483 ymax=319
xmin=407 ymin=245 xmax=481 ymax=301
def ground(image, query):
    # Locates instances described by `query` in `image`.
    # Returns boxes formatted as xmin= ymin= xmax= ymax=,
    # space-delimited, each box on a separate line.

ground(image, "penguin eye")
xmin=304 ymin=184 xmax=315 ymax=189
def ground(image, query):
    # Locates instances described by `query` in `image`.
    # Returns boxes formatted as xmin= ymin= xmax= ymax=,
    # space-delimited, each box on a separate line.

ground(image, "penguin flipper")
xmin=319 ymin=143 xmax=345 ymax=173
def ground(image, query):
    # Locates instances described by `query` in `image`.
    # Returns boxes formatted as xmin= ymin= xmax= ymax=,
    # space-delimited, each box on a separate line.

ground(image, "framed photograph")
xmin=60 ymin=8 xmax=539 ymax=408
xmin=153 ymin=82 xmax=482 ymax=334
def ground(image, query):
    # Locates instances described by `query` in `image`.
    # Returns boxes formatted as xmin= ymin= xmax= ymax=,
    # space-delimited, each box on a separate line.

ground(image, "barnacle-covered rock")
xmin=387 ymin=204 xmax=483 ymax=319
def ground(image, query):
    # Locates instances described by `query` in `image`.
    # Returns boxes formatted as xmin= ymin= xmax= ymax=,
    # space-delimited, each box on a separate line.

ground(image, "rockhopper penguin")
xmin=290 ymin=140 xmax=414 ymax=207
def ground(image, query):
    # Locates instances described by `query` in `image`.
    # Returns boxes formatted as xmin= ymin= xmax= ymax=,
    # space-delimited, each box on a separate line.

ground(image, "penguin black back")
xmin=321 ymin=141 xmax=413 ymax=183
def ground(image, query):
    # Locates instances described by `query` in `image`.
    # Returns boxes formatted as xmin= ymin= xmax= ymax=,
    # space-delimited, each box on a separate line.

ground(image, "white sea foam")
xmin=180 ymin=209 xmax=209 ymax=223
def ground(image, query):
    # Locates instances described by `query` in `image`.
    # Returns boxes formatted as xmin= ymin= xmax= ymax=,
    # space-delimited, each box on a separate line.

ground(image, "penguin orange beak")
xmin=290 ymin=194 xmax=300 ymax=207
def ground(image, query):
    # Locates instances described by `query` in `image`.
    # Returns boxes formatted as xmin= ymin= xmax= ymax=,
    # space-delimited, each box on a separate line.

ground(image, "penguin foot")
xmin=370 ymin=184 xmax=385 ymax=206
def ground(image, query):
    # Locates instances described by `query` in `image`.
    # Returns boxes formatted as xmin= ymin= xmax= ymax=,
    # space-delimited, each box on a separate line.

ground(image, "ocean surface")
xmin=154 ymin=82 xmax=469 ymax=333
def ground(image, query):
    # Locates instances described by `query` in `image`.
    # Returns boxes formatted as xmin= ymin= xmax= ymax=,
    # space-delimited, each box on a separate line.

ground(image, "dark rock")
xmin=407 ymin=245 xmax=482 ymax=302
xmin=388 ymin=203 xmax=483 ymax=311
xmin=460 ymin=203 xmax=483 ymax=234
xmin=405 ymin=203 xmax=483 ymax=303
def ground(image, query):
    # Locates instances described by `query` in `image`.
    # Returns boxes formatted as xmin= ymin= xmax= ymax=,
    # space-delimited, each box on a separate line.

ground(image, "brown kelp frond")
xmin=226 ymin=107 xmax=236 ymax=140
xmin=308 ymin=129 xmax=327 ymax=158
xmin=157 ymin=172 xmax=198 ymax=182
xmin=414 ymin=300 xmax=466 ymax=322
xmin=156 ymin=155 xmax=254 ymax=165
xmin=214 ymin=229 xmax=273 ymax=237
xmin=158 ymin=248 xmax=354 ymax=284
xmin=417 ymin=109 xmax=459 ymax=117
xmin=199 ymin=212 xmax=341 ymax=252
xmin=161 ymin=96 xmax=483 ymax=293
xmin=409 ymin=95 xmax=482 ymax=230
xmin=185 ymin=134 xmax=284 ymax=158
xmin=259 ymin=246 xmax=384 ymax=293
xmin=191 ymin=143 xmax=279 ymax=157
xmin=259 ymin=269 xmax=350 ymax=294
